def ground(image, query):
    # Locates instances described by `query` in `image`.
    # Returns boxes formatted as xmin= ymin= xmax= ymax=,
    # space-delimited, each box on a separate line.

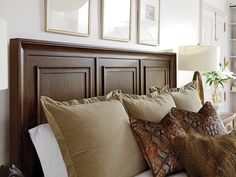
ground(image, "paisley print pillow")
xmin=130 ymin=114 xmax=185 ymax=177
xmin=171 ymin=101 xmax=227 ymax=136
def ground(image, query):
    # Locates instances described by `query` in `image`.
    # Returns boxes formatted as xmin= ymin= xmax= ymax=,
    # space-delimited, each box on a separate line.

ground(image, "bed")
xmin=10 ymin=38 xmax=177 ymax=177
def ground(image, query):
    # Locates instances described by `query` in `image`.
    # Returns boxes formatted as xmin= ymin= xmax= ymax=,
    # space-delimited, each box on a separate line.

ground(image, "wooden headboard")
xmin=10 ymin=38 xmax=176 ymax=177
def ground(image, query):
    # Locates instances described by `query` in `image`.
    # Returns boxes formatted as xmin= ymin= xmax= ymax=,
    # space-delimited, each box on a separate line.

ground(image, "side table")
xmin=0 ymin=166 xmax=8 ymax=177
xmin=0 ymin=165 xmax=24 ymax=177
xmin=220 ymin=112 xmax=236 ymax=132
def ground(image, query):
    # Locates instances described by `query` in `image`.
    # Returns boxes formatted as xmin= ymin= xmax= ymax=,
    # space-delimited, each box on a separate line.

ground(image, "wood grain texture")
xmin=192 ymin=71 xmax=205 ymax=105
xmin=10 ymin=38 xmax=177 ymax=177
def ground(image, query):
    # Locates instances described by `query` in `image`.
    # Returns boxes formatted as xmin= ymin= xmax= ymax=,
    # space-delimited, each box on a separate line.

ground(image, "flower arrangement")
xmin=203 ymin=61 xmax=235 ymax=104
xmin=203 ymin=61 xmax=235 ymax=88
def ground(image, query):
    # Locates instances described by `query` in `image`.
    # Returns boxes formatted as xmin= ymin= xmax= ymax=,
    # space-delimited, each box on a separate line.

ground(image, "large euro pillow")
xmin=41 ymin=96 xmax=147 ymax=177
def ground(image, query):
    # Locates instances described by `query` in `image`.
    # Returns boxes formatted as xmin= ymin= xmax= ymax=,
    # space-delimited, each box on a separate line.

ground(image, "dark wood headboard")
xmin=10 ymin=38 xmax=176 ymax=177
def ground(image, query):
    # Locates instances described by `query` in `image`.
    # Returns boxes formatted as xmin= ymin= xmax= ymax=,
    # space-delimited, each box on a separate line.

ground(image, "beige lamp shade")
xmin=0 ymin=19 xmax=8 ymax=90
xmin=178 ymin=46 xmax=220 ymax=71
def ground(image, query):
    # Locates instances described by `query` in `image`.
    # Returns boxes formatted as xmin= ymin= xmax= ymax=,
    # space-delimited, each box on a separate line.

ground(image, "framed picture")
xmin=46 ymin=0 xmax=91 ymax=36
xmin=102 ymin=0 xmax=131 ymax=42
xmin=138 ymin=0 xmax=160 ymax=46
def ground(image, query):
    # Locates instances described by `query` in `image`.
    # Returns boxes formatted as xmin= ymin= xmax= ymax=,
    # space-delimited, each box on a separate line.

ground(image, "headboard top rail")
xmin=14 ymin=38 xmax=176 ymax=56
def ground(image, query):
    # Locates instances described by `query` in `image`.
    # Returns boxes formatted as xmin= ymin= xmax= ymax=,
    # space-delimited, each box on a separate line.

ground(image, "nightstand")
xmin=0 ymin=165 xmax=24 ymax=177
xmin=220 ymin=112 xmax=236 ymax=132
xmin=0 ymin=166 xmax=9 ymax=177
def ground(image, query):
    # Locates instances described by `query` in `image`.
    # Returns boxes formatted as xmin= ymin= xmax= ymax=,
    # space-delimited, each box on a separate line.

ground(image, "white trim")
xmin=203 ymin=2 xmax=226 ymax=16
xmin=0 ymin=19 xmax=8 ymax=90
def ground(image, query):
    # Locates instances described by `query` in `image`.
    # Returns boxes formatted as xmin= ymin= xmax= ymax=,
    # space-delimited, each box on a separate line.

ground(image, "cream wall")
xmin=230 ymin=0 xmax=236 ymax=5
xmin=0 ymin=0 xmax=226 ymax=165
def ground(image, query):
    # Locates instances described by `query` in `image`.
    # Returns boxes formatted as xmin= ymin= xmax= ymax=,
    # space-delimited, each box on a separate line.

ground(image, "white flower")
xmin=223 ymin=69 xmax=235 ymax=79
xmin=218 ymin=67 xmax=235 ymax=80
xmin=218 ymin=71 xmax=226 ymax=79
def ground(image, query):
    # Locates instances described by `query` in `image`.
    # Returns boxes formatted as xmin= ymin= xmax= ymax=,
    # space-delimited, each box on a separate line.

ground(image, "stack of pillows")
xmin=30 ymin=81 xmax=236 ymax=177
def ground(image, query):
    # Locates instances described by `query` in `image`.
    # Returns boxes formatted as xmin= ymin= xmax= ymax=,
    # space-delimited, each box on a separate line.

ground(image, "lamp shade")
xmin=0 ymin=19 xmax=8 ymax=90
xmin=178 ymin=46 xmax=220 ymax=71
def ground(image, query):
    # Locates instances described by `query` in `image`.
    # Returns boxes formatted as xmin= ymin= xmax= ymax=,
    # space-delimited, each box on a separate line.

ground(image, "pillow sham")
xmin=30 ymin=90 xmax=120 ymax=177
xmin=41 ymin=97 xmax=147 ymax=177
xmin=149 ymin=81 xmax=202 ymax=112
xmin=45 ymin=89 xmax=121 ymax=105
xmin=171 ymin=131 xmax=236 ymax=177
xmin=117 ymin=92 xmax=153 ymax=100
xmin=130 ymin=114 xmax=185 ymax=177
xmin=118 ymin=90 xmax=176 ymax=122
xmin=37 ymin=90 xmax=160 ymax=177
xmin=171 ymin=101 xmax=227 ymax=136
xmin=29 ymin=124 xmax=68 ymax=177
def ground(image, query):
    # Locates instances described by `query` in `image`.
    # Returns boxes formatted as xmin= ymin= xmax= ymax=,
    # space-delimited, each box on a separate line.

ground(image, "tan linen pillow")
xmin=117 ymin=93 xmax=153 ymax=100
xmin=41 ymin=98 xmax=147 ymax=177
xmin=149 ymin=81 xmax=202 ymax=112
xmin=171 ymin=131 xmax=236 ymax=177
xmin=118 ymin=90 xmax=176 ymax=122
xmin=48 ymin=89 xmax=121 ymax=105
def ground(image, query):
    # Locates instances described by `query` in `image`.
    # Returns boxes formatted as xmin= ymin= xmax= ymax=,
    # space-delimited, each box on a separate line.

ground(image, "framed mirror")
xmin=46 ymin=0 xmax=91 ymax=36
xmin=102 ymin=0 xmax=131 ymax=42
xmin=138 ymin=0 xmax=160 ymax=46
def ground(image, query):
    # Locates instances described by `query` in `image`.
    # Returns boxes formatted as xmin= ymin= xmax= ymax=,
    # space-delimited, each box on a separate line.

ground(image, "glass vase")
xmin=211 ymin=84 xmax=222 ymax=110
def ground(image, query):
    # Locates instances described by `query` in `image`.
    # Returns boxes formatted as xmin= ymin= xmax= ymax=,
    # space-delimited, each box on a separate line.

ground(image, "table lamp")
xmin=0 ymin=19 xmax=8 ymax=90
xmin=178 ymin=45 xmax=220 ymax=105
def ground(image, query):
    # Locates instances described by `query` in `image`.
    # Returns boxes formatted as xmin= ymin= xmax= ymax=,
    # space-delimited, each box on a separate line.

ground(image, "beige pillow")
xmin=49 ymin=89 xmax=121 ymax=105
xmin=41 ymin=97 xmax=147 ymax=177
xmin=118 ymin=90 xmax=176 ymax=122
xmin=149 ymin=81 xmax=202 ymax=112
xmin=117 ymin=93 xmax=153 ymax=100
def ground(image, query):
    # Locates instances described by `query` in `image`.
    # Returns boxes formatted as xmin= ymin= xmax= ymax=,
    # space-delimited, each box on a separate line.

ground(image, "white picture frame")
xmin=46 ymin=0 xmax=91 ymax=36
xmin=138 ymin=0 xmax=160 ymax=46
xmin=102 ymin=0 xmax=131 ymax=42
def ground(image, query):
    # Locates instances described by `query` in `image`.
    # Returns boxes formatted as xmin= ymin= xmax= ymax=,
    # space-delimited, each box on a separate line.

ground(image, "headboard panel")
xmin=10 ymin=38 xmax=176 ymax=177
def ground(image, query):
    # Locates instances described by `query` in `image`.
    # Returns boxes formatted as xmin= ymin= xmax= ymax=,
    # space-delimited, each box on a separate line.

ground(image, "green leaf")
xmin=209 ymin=80 xmax=214 ymax=86
xmin=206 ymin=78 xmax=212 ymax=84
xmin=219 ymin=82 xmax=224 ymax=88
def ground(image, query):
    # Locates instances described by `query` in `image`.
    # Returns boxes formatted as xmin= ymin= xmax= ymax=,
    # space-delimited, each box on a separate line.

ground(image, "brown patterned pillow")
xmin=171 ymin=101 xmax=227 ymax=136
xmin=171 ymin=131 xmax=236 ymax=177
xmin=130 ymin=114 xmax=185 ymax=177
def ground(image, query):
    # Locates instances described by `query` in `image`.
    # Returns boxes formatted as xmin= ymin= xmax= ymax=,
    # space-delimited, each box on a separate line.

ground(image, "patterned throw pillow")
xmin=130 ymin=114 xmax=185 ymax=177
xmin=171 ymin=101 xmax=227 ymax=136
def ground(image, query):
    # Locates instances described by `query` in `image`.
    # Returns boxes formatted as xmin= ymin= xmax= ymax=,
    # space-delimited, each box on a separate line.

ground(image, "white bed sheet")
xmin=134 ymin=170 xmax=187 ymax=177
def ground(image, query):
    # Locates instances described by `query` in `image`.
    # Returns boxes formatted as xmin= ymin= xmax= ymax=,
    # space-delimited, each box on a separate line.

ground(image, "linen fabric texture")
xmin=29 ymin=124 xmax=68 ymax=177
xmin=149 ymin=81 xmax=202 ymax=112
xmin=41 ymin=95 xmax=147 ymax=177
xmin=117 ymin=90 xmax=176 ymax=122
